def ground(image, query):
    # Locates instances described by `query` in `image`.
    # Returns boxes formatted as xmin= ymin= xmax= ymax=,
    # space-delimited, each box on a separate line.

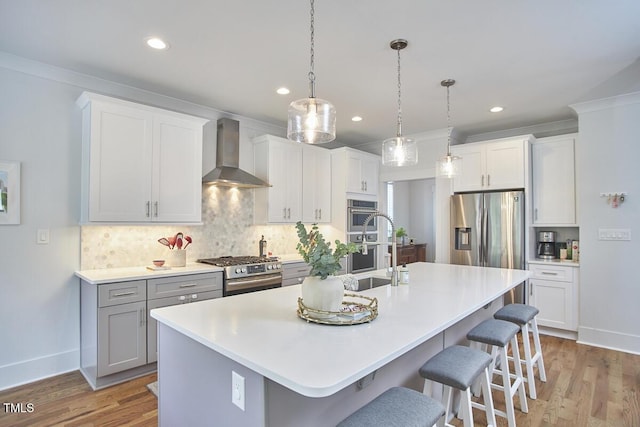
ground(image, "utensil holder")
xmin=167 ymin=250 xmax=186 ymax=267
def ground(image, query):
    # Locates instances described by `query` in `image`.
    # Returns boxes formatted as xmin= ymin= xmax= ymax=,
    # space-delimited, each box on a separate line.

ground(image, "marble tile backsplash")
xmin=80 ymin=186 xmax=302 ymax=270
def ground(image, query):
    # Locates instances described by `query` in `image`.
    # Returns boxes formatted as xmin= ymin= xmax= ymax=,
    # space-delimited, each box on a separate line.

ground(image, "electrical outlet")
xmin=232 ymin=371 xmax=245 ymax=411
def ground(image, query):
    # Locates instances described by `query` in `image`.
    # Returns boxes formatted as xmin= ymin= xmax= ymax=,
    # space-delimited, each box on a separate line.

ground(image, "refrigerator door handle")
xmin=481 ymin=204 xmax=487 ymax=265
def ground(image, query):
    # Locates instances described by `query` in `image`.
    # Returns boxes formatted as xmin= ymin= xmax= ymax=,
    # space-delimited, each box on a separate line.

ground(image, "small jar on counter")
xmin=399 ymin=264 xmax=409 ymax=284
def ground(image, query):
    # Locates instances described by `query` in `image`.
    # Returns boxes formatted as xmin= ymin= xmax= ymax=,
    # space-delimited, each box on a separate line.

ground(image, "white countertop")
xmin=528 ymin=259 xmax=580 ymax=267
xmin=151 ymin=262 xmax=530 ymax=398
xmin=75 ymin=263 xmax=223 ymax=284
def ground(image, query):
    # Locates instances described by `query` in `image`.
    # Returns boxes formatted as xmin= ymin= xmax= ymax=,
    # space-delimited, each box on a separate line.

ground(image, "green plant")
xmin=295 ymin=222 xmax=359 ymax=279
xmin=396 ymin=227 xmax=407 ymax=238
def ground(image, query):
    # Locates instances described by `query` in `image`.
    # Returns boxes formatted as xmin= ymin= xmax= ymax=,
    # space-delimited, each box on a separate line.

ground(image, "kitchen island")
xmin=151 ymin=262 xmax=529 ymax=427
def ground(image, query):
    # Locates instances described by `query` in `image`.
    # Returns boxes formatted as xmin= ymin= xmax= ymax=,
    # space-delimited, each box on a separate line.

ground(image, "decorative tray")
xmin=297 ymin=293 xmax=378 ymax=325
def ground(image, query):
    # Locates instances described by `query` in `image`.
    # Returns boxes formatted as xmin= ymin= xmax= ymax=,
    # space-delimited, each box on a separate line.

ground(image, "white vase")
xmin=301 ymin=275 xmax=344 ymax=319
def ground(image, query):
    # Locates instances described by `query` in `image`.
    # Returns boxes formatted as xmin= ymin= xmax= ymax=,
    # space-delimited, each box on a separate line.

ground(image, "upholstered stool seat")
xmin=467 ymin=319 xmax=528 ymax=427
xmin=419 ymin=345 xmax=496 ymax=427
xmin=494 ymin=303 xmax=547 ymax=399
xmin=337 ymin=387 xmax=445 ymax=427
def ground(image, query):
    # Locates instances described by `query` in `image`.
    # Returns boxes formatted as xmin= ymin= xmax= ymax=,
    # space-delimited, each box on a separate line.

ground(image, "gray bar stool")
xmin=419 ymin=345 xmax=496 ymax=427
xmin=494 ymin=303 xmax=547 ymax=399
xmin=467 ymin=319 xmax=528 ymax=427
xmin=336 ymin=387 xmax=445 ymax=427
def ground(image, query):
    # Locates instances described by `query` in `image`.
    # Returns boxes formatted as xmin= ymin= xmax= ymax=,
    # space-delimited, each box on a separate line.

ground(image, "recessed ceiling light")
xmin=146 ymin=37 xmax=169 ymax=50
xmin=351 ymin=116 xmax=363 ymax=122
xmin=276 ymin=87 xmax=290 ymax=95
xmin=489 ymin=106 xmax=504 ymax=113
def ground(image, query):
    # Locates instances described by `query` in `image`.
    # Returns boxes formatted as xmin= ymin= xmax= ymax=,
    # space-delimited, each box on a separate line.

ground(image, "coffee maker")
xmin=537 ymin=231 xmax=556 ymax=259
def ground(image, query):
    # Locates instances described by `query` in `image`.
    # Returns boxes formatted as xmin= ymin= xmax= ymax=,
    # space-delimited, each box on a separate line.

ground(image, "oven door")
xmin=348 ymin=234 xmax=377 ymax=274
xmin=224 ymin=273 xmax=282 ymax=296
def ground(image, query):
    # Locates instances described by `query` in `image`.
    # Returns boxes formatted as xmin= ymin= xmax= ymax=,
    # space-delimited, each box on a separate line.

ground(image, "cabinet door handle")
xmin=146 ymin=201 xmax=151 ymax=217
xmin=318 ymin=208 xmax=322 ymax=220
xmin=179 ymin=283 xmax=197 ymax=288
xmin=530 ymin=283 xmax=533 ymax=296
xmin=140 ymin=308 xmax=145 ymax=327
xmin=154 ymin=201 xmax=158 ymax=217
xmin=283 ymin=208 xmax=287 ymax=219
xmin=481 ymin=175 xmax=485 ymax=187
xmin=113 ymin=291 xmax=135 ymax=297
xmin=487 ymin=174 xmax=490 ymax=187
xmin=287 ymin=208 xmax=291 ymax=219
xmin=535 ymin=208 xmax=538 ymax=221
xmin=364 ymin=181 xmax=368 ymax=191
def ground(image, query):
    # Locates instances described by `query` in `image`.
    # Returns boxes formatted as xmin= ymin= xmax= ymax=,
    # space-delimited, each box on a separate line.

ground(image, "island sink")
xmin=357 ymin=276 xmax=391 ymax=291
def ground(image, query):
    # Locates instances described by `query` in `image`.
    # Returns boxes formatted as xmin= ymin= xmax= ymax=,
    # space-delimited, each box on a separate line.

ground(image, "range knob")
xmin=235 ymin=268 xmax=242 ymax=274
xmin=267 ymin=264 xmax=272 ymax=270
xmin=241 ymin=267 xmax=247 ymax=273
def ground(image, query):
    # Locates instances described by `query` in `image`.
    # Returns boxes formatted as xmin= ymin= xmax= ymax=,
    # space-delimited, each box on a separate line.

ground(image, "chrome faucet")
xmin=361 ymin=212 xmax=398 ymax=286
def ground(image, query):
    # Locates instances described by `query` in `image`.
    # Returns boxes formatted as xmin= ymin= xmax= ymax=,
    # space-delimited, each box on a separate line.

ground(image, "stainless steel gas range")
xmin=197 ymin=256 xmax=282 ymax=296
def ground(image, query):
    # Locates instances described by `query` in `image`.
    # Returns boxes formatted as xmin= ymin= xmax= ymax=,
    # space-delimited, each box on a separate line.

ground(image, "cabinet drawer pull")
xmin=113 ymin=291 xmax=136 ymax=297
xmin=541 ymin=272 xmax=558 ymax=276
xmin=179 ymin=283 xmax=197 ymax=288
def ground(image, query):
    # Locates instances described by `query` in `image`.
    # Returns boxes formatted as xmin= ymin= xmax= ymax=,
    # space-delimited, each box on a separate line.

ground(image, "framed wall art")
xmin=0 ymin=160 xmax=21 ymax=225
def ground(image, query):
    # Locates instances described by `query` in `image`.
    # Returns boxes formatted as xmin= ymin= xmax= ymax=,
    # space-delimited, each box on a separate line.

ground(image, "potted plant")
xmin=295 ymin=222 xmax=359 ymax=318
xmin=396 ymin=227 xmax=408 ymax=246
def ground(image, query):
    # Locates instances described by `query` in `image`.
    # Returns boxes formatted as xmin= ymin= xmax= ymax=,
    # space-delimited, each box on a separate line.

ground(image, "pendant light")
xmin=382 ymin=39 xmax=417 ymax=167
xmin=287 ymin=0 xmax=336 ymax=144
xmin=437 ymin=79 xmax=460 ymax=177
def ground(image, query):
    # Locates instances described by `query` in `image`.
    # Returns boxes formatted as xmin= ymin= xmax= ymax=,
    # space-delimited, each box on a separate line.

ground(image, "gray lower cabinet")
xmin=80 ymin=272 xmax=222 ymax=390
xmin=282 ymin=261 xmax=311 ymax=287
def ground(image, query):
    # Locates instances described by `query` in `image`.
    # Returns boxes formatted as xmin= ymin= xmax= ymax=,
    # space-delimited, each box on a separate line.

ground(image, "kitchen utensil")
xmin=168 ymin=236 xmax=177 ymax=249
xmin=158 ymin=238 xmax=170 ymax=247
xmin=183 ymin=236 xmax=192 ymax=249
xmin=175 ymin=232 xmax=184 ymax=250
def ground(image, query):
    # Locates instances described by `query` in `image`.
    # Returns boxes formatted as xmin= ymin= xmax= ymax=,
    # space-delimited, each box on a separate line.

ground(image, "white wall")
xmin=571 ymin=92 xmax=640 ymax=354
xmin=0 ymin=54 xmax=287 ymax=390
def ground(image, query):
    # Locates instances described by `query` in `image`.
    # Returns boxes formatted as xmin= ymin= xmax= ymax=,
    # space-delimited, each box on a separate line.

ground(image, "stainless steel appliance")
xmin=537 ymin=231 xmax=556 ymax=260
xmin=450 ymin=190 xmax=526 ymax=304
xmin=197 ymin=256 xmax=282 ymax=296
xmin=347 ymin=199 xmax=378 ymax=232
xmin=348 ymin=233 xmax=377 ymax=273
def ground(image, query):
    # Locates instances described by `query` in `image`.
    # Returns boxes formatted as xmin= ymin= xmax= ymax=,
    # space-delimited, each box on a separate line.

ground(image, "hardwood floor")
xmin=0 ymin=336 xmax=638 ymax=426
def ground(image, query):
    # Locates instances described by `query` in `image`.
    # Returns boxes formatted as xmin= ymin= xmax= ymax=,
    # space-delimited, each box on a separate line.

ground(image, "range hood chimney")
xmin=202 ymin=118 xmax=270 ymax=188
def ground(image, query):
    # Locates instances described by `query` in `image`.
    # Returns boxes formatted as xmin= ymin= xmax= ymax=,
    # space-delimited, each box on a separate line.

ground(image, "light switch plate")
xmin=37 ymin=229 xmax=50 ymax=244
xmin=598 ymin=228 xmax=631 ymax=241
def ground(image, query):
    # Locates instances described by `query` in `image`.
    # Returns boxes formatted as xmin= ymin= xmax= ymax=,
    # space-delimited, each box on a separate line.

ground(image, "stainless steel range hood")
xmin=202 ymin=118 xmax=270 ymax=188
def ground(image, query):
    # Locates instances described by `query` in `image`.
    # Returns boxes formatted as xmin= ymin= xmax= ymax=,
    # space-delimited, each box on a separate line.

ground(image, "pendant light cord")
xmin=396 ymin=46 xmax=403 ymax=137
xmin=446 ymin=83 xmax=451 ymax=155
xmin=308 ymin=0 xmax=316 ymax=98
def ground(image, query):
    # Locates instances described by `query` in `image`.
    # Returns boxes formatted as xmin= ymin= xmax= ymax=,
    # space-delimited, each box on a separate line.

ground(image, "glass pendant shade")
xmin=382 ymin=136 xmax=417 ymax=167
xmin=437 ymin=153 xmax=460 ymax=177
xmin=287 ymin=97 xmax=336 ymax=144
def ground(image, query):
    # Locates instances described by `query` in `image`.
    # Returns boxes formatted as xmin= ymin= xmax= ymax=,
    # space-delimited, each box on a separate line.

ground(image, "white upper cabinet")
xmin=342 ymin=149 xmax=380 ymax=196
xmin=302 ymin=144 xmax=331 ymax=223
xmin=531 ymin=134 xmax=576 ymax=225
xmin=253 ymin=135 xmax=303 ymax=223
xmin=77 ymin=92 xmax=207 ymax=223
xmin=451 ymin=136 xmax=531 ymax=192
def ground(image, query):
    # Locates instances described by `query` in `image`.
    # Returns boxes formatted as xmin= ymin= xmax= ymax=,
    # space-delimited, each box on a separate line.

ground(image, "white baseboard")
xmin=0 ymin=349 xmax=79 ymax=391
xmin=577 ymin=326 xmax=640 ymax=356
xmin=538 ymin=326 xmax=578 ymax=341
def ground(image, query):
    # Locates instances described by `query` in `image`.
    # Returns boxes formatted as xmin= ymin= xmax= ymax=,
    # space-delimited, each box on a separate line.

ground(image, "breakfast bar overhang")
xmin=151 ymin=262 xmax=530 ymax=426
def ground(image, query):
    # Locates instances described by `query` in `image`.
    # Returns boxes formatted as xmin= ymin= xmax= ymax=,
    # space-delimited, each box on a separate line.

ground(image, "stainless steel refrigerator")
xmin=450 ymin=190 xmax=526 ymax=304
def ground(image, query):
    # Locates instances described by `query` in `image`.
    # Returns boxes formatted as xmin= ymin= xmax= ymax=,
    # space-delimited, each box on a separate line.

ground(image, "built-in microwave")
xmin=347 ymin=199 xmax=378 ymax=233
xmin=348 ymin=233 xmax=377 ymax=273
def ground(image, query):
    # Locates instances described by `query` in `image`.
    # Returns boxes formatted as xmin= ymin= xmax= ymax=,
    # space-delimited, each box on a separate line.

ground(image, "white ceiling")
xmin=1 ymin=0 xmax=640 ymax=152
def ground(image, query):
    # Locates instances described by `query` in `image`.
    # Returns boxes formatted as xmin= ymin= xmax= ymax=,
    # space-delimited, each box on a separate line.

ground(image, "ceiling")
xmin=2 ymin=0 xmax=640 ymax=152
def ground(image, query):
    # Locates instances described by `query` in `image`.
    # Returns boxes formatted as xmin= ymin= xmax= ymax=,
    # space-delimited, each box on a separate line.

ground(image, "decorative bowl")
xmin=153 ymin=260 xmax=165 ymax=267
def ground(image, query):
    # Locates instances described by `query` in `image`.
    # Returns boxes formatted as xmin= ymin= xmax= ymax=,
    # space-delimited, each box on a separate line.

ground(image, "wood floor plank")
xmin=0 ymin=337 xmax=638 ymax=426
